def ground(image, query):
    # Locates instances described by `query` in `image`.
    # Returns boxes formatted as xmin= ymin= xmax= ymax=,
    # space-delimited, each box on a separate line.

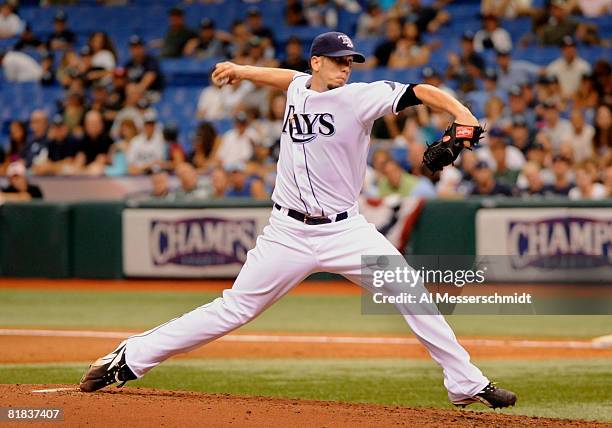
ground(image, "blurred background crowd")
xmin=0 ymin=0 xmax=610 ymax=202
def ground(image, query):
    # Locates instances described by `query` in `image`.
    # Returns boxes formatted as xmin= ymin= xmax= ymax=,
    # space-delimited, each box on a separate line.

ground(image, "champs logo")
xmin=455 ymin=126 xmax=474 ymax=139
xmin=508 ymin=217 xmax=612 ymax=269
xmin=150 ymin=217 xmax=256 ymax=266
xmin=281 ymin=105 xmax=335 ymax=144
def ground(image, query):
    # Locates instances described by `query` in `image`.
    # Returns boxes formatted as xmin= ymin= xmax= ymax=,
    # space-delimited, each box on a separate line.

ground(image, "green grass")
xmin=0 ymin=289 xmax=610 ymax=338
xmin=1 ymin=359 xmax=610 ymax=422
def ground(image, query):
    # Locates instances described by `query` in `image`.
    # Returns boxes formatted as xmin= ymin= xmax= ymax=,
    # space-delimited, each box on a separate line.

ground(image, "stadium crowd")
xmin=0 ymin=0 xmax=611 ymax=202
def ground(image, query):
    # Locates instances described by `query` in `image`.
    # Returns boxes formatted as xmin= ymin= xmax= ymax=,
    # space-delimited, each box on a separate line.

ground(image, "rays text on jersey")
xmin=281 ymin=105 xmax=335 ymax=144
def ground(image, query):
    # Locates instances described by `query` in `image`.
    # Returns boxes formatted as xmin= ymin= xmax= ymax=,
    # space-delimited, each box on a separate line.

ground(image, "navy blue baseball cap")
xmin=310 ymin=32 xmax=365 ymax=63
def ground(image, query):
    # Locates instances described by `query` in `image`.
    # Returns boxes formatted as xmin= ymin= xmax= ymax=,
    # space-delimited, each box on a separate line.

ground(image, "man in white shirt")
xmin=562 ymin=108 xmax=594 ymax=162
xmin=81 ymin=31 xmax=517 ymax=411
xmin=0 ymin=3 xmax=22 ymax=39
xmin=0 ymin=50 xmax=42 ymax=82
xmin=546 ymin=36 xmax=591 ymax=99
xmin=126 ymin=110 xmax=165 ymax=175
xmin=473 ymin=14 xmax=512 ymax=53
xmin=215 ymin=111 xmax=258 ymax=167
xmin=541 ymin=100 xmax=573 ymax=153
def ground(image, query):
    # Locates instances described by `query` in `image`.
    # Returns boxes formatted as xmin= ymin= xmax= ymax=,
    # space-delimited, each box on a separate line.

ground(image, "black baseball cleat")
xmin=79 ymin=341 xmax=137 ymax=393
xmin=452 ymin=382 xmax=517 ymax=409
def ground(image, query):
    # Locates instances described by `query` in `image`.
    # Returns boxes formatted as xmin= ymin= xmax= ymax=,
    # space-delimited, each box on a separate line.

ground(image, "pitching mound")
xmin=2 ymin=384 xmax=607 ymax=427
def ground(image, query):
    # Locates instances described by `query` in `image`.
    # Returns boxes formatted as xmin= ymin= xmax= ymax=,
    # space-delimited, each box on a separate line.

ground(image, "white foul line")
xmin=0 ymin=328 xmax=608 ymax=349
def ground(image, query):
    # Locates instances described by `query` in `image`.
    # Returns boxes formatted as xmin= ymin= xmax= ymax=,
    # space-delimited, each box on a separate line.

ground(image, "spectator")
xmin=0 ymin=162 xmax=43 ymax=201
xmin=541 ymin=100 xmax=573 ymax=152
xmin=13 ymin=23 xmax=43 ymax=51
xmin=76 ymin=46 xmax=107 ymax=88
xmin=189 ymin=122 xmax=220 ymax=172
xmin=357 ymin=2 xmax=386 ymax=38
xmin=279 ymin=36 xmax=309 ymax=73
xmin=40 ymin=52 xmax=55 ymax=86
xmin=546 ymin=36 xmax=591 ymax=99
xmin=22 ymin=110 xmax=49 ymax=169
xmin=480 ymin=128 xmax=524 ymax=185
xmin=470 ymin=161 xmax=514 ymax=196
xmin=519 ymin=161 xmax=547 ymax=196
xmin=161 ymin=7 xmax=197 ymax=58
xmin=569 ymin=161 xmax=607 ymax=200
xmin=256 ymin=91 xmax=287 ymax=152
xmin=482 ymin=96 xmax=504 ymax=129
xmin=63 ymin=91 xmax=86 ymax=133
xmin=605 ymin=161 xmax=612 ymax=197
xmin=0 ymin=2 xmax=22 ymax=39
xmin=576 ymin=0 xmax=612 ymax=16
xmin=126 ymin=110 xmax=165 ymax=175
xmin=0 ymin=139 xmax=4 ymax=171
xmin=464 ymin=68 xmax=503 ymax=116
xmin=89 ymin=82 xmax=114 ymax=125
xmin=474 ymin=14 xmax=512 ymax=53
xmin=285 ymin=0 xmax=308 ymax=26
xmin=102 ymin=118 xmax=133 ymax=177
xmin=47 ymin=10 xmax=75 ymax=51
xmin=544 ymin=154 xmax=574 ymax=195
xmin=162 ymin=123 xmax=186 ymax=170
xmin=368 ymin=18 xmax=402 ymax=68
xmin=573 ymin=73 xmax=599 ymax=111
xmin=395 ymin=0 xmax=449 ymax=34
xmin=225 ymin=162 xmax=267 ymax=198
xmin=537 ymin=0 xmax=592 ymax=46
xmin=110 ymin=83 xmax=144 ymax=139
xmin=75 ymin=110 xmax=113 ymax=170
xmin=108 ymin=67 xmax=128 ymax=110
xmin=239 ymin=36 xmax=278 ymax=68
xmin=216 ymin=112 xmax=258 ymax=167
xmin=44 ymin=114 xmax=79 ymax=175
xmin=446 ymin=31 xmax=485 ymax=92
xmin=378 ymin=159 xmax=418 ymax=197
xmin=0 ymin=49 xmax=42 ymax=81
xmin=508 ymin=114 xmax=532 ymax=154
xmin=388 ymin=36 xmax=429 ymax=69
xmin=210 ymin=166 xmax=229 ymax=198
xmin=561 ymin=108 xmax=594 ymax=162
xmin=174 ymin=162 xmax=211 ymax=200
xmin=405 ymin=141 xmax=437 ymax=197
xmin=593 ymin=104 xmax=611 ymax=157
xmin=125 ymin=35 xmax=165 ymax=99
xmin=184 ymin=18 xmax=228 ymax=59
xmin=148 ymin=166 xmax=173 ymax=200
xmin=305 ymin=0 xmax=338 ymax=29
xmin=225 ymin=20 xmax=252 ymax=60
xmin=196 ymin=74 xmax=255 ymax=120
xmin=494 ymin=49 xmax=540 ymax=93
xmin=6 ymin=120 xmax=27 ymax=164
xmin=245 ymin=7 xmax=275 ymax=58
xmin=88 ymin=31 xmax=117 ymax=71
xmin=481 ymin=0 xmax=533 ymax=19
xmin=502 ymin=85 xmax=535 ymax=129
xmin=56 ymin=49 xmax=81 ymax=88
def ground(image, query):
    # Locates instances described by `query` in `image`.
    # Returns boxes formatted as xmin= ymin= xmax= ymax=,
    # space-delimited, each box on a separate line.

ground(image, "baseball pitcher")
xmin=80 ymin=32 xmax=516 ymax=409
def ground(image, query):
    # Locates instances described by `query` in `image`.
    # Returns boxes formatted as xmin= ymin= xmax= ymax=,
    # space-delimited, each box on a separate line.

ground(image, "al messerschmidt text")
xmin=373 ymin=292 xmax=532 ymax=304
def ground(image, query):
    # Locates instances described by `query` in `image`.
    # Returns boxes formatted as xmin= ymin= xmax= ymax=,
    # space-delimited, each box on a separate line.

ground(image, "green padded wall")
xmin=0 ymin=202 xmax=71 ymax=277
xmin=71 ymin=201 xmax=124 ymax=279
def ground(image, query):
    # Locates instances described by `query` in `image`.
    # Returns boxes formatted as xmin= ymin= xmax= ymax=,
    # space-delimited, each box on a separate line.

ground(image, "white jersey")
xmin=272 ymin=73 xmax=409 ymax=216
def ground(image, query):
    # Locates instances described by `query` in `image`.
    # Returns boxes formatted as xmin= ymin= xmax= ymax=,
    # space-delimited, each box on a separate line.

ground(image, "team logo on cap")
xmin=337 ymin=34 xmax=353 ymax=48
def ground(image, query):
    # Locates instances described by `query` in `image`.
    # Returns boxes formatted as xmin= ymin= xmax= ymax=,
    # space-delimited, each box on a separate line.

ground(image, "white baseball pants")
xmin=125 ymin=207 xmax=489 ymax=402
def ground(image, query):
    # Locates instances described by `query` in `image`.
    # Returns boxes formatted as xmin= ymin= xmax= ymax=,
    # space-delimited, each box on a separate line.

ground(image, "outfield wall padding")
xmin=0 ymin=202 xmax=72 ymax=278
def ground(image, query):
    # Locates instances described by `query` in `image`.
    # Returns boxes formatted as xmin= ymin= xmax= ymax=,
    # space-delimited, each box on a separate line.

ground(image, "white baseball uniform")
xmin=124 ymin=73 xmax=489 ymax=402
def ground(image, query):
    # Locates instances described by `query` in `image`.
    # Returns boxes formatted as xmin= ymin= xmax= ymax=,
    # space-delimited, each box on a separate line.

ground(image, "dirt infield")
xmin=2 ymin=333 xmax=612 ymax=364
xmin=2 ymin=384 xmax=608 ymax=428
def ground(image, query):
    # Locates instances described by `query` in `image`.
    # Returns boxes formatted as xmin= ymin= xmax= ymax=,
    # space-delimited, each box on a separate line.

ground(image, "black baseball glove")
xmin=422 ymin=122 xmax=484 ymax=175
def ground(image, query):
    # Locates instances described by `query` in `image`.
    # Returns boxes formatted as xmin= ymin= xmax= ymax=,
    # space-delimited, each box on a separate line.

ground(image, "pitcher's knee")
xmin=218 ymin=295 xmax=263 ymax=326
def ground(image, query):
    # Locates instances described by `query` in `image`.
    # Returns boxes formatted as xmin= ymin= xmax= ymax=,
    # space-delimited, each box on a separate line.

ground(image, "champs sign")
xmin=508 ymin=217 xmax=611 ymax=269
xmin=150 ymin=217 xmax=256 ymax=266
xmin=123 ymin=208 xmax=270 ymax=277
xmin=476 ymin=208 xmax=612 ymax=282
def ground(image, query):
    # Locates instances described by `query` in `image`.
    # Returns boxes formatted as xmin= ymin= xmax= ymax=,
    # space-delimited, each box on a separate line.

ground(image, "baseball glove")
xmin=422 ymin=122 xmax=484 ymax=175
